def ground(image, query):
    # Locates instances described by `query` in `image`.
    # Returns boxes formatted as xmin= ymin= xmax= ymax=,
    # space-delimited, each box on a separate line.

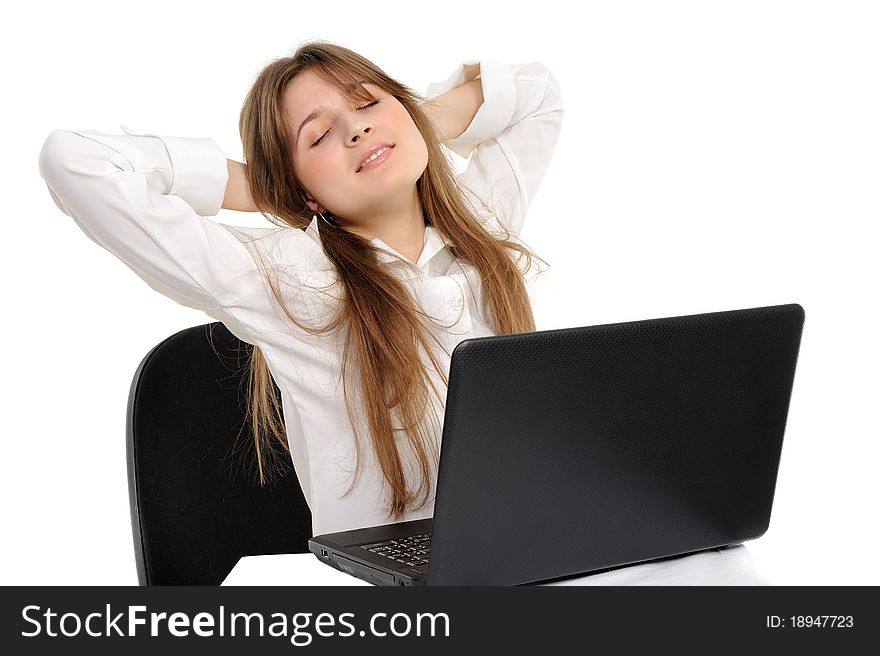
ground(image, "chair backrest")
xmin=126 ymin=322 xmax=312 ymax=585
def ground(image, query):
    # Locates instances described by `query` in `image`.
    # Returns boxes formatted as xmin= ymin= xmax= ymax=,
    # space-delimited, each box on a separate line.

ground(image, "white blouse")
xmin=38 ymin=58 xmax=564 ymax=537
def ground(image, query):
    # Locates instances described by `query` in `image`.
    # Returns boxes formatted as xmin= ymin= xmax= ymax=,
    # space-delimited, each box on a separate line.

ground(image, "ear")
xmin=302 ymin=191 xmax=324 ymax=215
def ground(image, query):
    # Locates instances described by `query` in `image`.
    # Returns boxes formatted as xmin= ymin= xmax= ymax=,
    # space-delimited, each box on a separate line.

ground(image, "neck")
xmin=343 ymin=187 xmax=427 ymax=264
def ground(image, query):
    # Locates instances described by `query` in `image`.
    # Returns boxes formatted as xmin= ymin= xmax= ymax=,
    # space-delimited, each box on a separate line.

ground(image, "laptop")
xmin=308 ymin=303 xmax=805 ymax=586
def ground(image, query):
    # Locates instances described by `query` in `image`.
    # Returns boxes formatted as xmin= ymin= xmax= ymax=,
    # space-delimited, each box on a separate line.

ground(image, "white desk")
xmin=222 ymin=544 xmax=771 ymax=586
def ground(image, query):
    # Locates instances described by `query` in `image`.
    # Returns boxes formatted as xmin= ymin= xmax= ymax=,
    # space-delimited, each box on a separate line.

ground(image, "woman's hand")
xmin=421 ymin=78 xmax=484 ymax=144
xmin=222 ymin=159 xmax=259 ymax=212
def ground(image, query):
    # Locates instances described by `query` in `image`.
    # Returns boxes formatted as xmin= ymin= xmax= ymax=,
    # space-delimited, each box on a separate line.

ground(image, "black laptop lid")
xmin=427 ymin=303 xmax=805 ymax=585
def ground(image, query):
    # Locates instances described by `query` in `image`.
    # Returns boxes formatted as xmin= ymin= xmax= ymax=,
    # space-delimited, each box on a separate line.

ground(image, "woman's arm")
xmin=222 ymin=158 xmax=259 ymax=212
xmin=423 ymin=59 xmax=564 ymax=236
xmin=39 ymin=129 xmax=265 ymax=311
xmin=421 ymin=78 xmax=484 ymax=144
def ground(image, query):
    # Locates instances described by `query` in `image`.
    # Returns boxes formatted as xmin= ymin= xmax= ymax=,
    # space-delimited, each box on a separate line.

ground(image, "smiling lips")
xmin=357 ymin=145 xmax=395 ymax=172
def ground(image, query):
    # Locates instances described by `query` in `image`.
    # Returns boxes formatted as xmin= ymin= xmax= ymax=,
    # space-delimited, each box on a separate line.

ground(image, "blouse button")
xmin=450 ymin=296 xmax=463 ymax=310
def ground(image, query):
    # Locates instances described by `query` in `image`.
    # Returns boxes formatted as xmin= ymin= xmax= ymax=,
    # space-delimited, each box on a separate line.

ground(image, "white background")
xmin=2 ymin=0 xmax=877 ymax=585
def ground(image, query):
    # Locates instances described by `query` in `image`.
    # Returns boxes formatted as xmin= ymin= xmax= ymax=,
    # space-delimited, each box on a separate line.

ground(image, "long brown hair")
xmin=232 ymin=40 xmax=548 ymax=521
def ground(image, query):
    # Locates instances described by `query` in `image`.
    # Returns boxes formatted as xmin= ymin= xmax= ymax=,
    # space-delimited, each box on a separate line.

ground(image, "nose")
xmin=349 ymin=124 xmax=372 ymax=145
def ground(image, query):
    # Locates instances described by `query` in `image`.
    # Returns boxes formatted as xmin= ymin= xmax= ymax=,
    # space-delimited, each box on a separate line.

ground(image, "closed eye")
xmin=311 ymin=100 xmax=380 ymax=147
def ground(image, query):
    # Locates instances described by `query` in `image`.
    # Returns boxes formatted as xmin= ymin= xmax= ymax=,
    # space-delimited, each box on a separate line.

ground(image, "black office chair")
xmin=125 ymin=321 xmax=312 ymax=585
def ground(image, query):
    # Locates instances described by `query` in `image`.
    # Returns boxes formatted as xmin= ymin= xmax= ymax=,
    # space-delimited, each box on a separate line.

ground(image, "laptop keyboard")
xmin=359 ymin=533 xmax=431 ymax=569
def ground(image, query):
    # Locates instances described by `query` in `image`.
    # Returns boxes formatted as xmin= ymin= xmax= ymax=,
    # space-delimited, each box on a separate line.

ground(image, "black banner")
xmin=0 ymin=586 xmax=872 ymax=653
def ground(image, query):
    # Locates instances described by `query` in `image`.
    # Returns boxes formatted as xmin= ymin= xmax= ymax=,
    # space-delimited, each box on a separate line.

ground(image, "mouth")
xmin=356 ymin=144 xmax=395 ymax=173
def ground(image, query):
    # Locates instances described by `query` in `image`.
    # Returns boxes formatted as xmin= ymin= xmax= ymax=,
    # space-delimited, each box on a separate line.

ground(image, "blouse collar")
xmin=304 ymin=214 xmax=454 ymax=277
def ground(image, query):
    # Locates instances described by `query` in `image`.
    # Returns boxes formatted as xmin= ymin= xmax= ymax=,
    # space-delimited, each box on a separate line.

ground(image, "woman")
xmin=38 ymin=40 xmax=564 ymax=537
